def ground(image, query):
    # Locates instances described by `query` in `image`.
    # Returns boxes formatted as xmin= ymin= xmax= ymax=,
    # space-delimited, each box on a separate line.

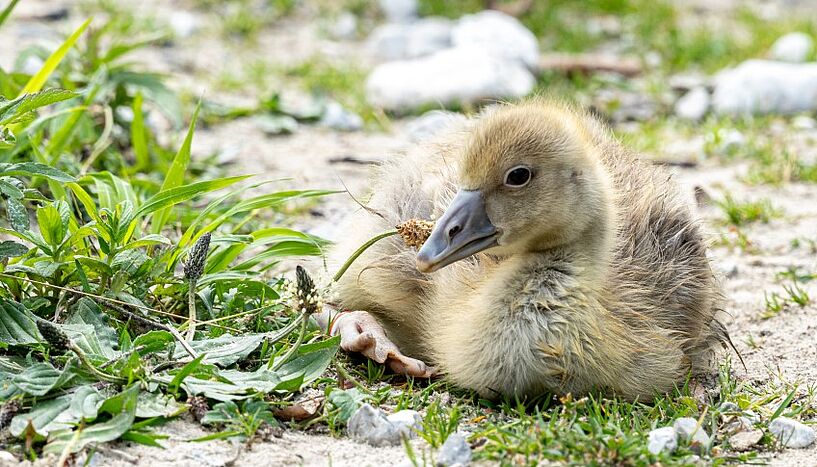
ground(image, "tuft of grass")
xmin=715 ymin=194 xmax=782 ymax=226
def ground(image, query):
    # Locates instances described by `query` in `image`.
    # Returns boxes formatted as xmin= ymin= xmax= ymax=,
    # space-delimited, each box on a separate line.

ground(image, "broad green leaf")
xmin=69 ymin=385 xmax=105 ymax=420
xmin=67 ymin=182 xmax=98 ymax=221
xmin=0 ymin=89 xmax=77 ymax=125
xmin=0 ymin=178 xmax=24 ymax=199
xmin=276 ymin=336 xmax=340 ymax=388
xmin=132 ymin=330 xmax=174 ymax=354
xmin=120 ymin=430 xmax=167 ymax=448
xmin=36 ymin=203 xmax=66 ymax=249
xmin=0 ymin=162 xmax=75 ymax=183
xmin=0 ymin=298 xmax=41 ymax=345
xmin=62 ymin=324 xmax=118 ymax=360
xmin=137 ymin=175 xmax=250 ymax=219
xmin=19 ymin=18 xmax=91 ymax=95
xmin=43 ymin=385 xmax=139 ymax=455
xmin=172 ymin=334 xmax=264 ymax=367
xmin=65 ymin=299 xmax=119 ymax=358
xmin=4 ymin=197 xmax=28 ymax=232
xmin=12 ymin=362 xmax=74 ymax=396
xmin=328 ymin=388 xmax=366 ymax=424
xmin=10 ymin=394 xmax=74 ymax=437
xmin=0 ymin=240 xmax=28 ymax=258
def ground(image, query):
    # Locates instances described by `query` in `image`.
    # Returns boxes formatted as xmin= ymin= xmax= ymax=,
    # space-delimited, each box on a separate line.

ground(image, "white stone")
xmin=386 ymin=410 xmax=422 ymax=440
xmin=169 ymin=11 xmax=199 ymax=39
xmin=0 ymin=451 xmax=16 ymax=462
xmin=770 ymin=32 xmax=814 ymax=63
xmin=675 ymin=87 xmax=710 ymax=121
xmin=405 ymin=110 xmax=468 ymax=142
xmin=451 ymin=10 xmax=539 ymax=69
xmin=673 ymin=417 xmax=710 ymax=453
xmin=366 ymin=46 xmax=535 ymax=112
xmin=713 ymin=60 xmax=817 ymax=116
xmin=320 ymin=102 xmax=363 ymax=131
xmin=714 ymin=129 xmax=746 ymax=154
xmin=436 ymin=433 xmax=471 ymax=466
xmin=367 ymin=18 xmax=453 ymax=61
xmin=347 ymin=404 xmax=399 ymax=446
xmin=793 ymin=115 xmax=817 ymax=130
xmin=330 ymin=12 xmax=358 ymax=40
xmin=379 ymin=0 xmax=418 ymax=23
xmin=647 ymin=426 xmax=678 ymax=455
xmin=768 ymin=417 xmax=816 ymax=448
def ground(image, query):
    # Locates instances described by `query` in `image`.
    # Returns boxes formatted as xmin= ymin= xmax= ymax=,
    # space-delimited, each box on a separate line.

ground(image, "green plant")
xmin=716 ymin=194 xmax=782 ymax=226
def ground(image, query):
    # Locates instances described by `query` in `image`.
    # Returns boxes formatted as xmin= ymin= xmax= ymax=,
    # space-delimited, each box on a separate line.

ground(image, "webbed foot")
xmin=331 ymin=310 xmax=435 ymax=378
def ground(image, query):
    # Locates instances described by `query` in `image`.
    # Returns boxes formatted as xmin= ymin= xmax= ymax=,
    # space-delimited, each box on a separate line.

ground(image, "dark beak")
xmin=416 ymin=189 xmax=499 ymax=273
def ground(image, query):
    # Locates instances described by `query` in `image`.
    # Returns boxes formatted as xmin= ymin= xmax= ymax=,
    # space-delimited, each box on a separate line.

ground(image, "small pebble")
xmin=330 ymin=12 xmax=358 ymax=40
xmin=673 ymin=417 xmax=710 ymax=453
xmin=647 ymin=426 xmax=678 ymax=454
xmin=320 ymin=102 xmax=363 ymax=131
xmin=768 ymin=417 xmax=816 ymax=448
xmin=436 ymin=433 xmax=472 ymax=466
xmin=729 ymin=429 xmax=763 ymax=451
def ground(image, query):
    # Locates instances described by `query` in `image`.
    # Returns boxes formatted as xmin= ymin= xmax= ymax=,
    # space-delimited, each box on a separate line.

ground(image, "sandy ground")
xmin=2 ymin=0 xmax=817 ymax=465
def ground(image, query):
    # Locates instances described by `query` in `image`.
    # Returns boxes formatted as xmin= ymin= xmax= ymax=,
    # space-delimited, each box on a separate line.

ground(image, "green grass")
xmin=716 ymin=194 xmax=782 ymax=226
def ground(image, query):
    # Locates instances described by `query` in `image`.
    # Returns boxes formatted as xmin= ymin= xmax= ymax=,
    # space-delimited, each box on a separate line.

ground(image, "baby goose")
xmin=324 ymin=99 xmax=728 ymax=400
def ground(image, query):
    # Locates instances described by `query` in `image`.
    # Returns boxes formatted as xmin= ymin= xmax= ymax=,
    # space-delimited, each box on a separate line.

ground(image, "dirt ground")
xmin=2 ymin=0 xmax=817 ymax=465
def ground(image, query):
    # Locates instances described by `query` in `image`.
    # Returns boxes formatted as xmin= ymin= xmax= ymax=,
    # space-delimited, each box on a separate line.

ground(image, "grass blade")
xmin=0 ymin=0 xmax=21 ymax=30
xmin=19 ymin=18 xmax=92 ymax=95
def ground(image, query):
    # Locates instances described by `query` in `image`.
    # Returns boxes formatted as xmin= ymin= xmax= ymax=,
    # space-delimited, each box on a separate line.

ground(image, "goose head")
xmin=416 ymin=103 xmax=612 ymax=273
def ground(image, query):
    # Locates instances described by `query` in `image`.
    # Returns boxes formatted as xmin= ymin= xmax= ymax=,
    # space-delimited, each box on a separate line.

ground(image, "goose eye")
xmin=504 ymin=166 xmax=531 ymax=187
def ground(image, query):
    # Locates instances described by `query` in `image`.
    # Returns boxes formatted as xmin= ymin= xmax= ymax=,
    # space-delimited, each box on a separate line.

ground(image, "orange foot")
xmin=332 ymin=310 xmax=435 ymax=378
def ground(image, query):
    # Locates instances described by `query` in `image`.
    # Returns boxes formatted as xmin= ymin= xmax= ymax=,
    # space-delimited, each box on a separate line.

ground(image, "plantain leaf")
xmin=0 ymin=162 xmax=75 ymax=183
xmin=0 ymin=240 xmax=28 ymax=259
xmin=0 ymin=297 xmax=41 ymax=345
xmin=10 ymin=394 xmax=75 ymax=437
xmin=4 ymin=196 xmax=28 ymax=232
xmin=36 ymin=203 xmax=66 ymax=249
xmin=172 ymin=334 xmax=264 ymax=367
xmin=43 ymin=385 xmax=139 ymax=455
xmin=11 ymin=362 xmax=75 ymax=396
xmin=275 ymin=336 xmax=340 ymax=389
xmin=136 ymin=391 xmax=185 ymax=418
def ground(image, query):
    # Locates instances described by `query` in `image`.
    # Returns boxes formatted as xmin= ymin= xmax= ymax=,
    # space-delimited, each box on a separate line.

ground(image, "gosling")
xmin=322 ymin=99 xmax=728 ymax=400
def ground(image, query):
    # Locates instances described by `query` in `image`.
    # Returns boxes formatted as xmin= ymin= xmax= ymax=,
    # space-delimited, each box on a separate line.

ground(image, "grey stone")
xmin=451 ymin=10 xmax=539 ymax=69
xmin=768 ymin=417 xmax=816 ymax=448
xmin=379 ymin=0 xmax=418 ymax=23
xmin=348 ymin=404 xmax=400 ymax=446
xmin=387 ymin=410 xmax=422 ymax=440
xmin=713 ymin=60 xmax=817 ymax=116
xmin=405 ymin=110 xmax=468 ymax=142
xmin=330 ymin=12 xmax=358 ymax=40
xmin=320 ymin=102 xmax=363 ymax=131
xmin=254 ymin=114 xmax=298 ymax=135
xmin=673 ymin=417 xmax=710 ymax=453
xmin=729 ymin=429 xmax=763 ymax=451
xmin=770 ymin=32 xmax=814 ymax=63
xmin=436 ymin=433 xmax=472 ymax=466
xmin=169 ymin=11 xmax=199 ymax=39
xmin=742 ymin=410 xmax=760 ymax=424
xmin=647 ymin=426 xmax=678 ymax=455
xmin=675 ymin=86 xmax=710 ymax=121
xmin=366 ymin=46 xmax=535 ymax=112
xmin=368 ymin=18 xmax=453 ymax=61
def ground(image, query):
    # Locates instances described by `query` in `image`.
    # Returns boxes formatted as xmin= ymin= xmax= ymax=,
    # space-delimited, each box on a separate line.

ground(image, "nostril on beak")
xmin=447 ymin=225 xmax=462 ymax=240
